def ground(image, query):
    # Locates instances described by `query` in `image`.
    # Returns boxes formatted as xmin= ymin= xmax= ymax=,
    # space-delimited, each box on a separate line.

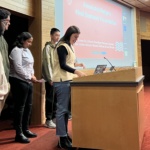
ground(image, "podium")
xmin=71 ymin=67 xmax=144 ymax=150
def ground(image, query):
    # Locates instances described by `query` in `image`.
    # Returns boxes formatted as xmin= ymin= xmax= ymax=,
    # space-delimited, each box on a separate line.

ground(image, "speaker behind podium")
xmin=71 ymin=67 xmax=144 ymax=150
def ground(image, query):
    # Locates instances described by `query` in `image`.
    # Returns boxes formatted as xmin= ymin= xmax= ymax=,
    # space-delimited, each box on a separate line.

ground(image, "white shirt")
xmin=9 ymin=46 xmax=34 ymax=83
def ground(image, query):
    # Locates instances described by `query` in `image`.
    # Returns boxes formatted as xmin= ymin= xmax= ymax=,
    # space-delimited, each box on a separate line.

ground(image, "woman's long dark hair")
xmin=13 ymin=32 xmax=33 ymax=48
xmin=59 ymin=26 xmax=80 ymax=45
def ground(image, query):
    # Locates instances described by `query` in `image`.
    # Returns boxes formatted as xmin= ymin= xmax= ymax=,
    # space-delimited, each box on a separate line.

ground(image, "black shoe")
xmin=58 ymin=137 xmax=72 ymax=149
xmin=67 ymin=135 xmax=72 ymax=143
xmin=23 ymin=130 xmax=37 ymax=138
xmin=15 ymin=133 xmax=30 ymax=143
xmin=68 ymin=115 xmax=72 ymax=120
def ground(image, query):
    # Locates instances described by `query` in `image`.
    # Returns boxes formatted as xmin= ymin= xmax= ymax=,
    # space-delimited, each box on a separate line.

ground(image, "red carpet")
xmin=141 ymin=84 xmax=150 ymax=150
xmin=0 ymin=122 xmax=72 ymax=150
xmin=1 ymin=84 xmax=150 ymax=150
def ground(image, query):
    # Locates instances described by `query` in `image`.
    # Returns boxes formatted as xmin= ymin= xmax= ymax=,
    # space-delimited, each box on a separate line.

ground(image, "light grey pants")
xmin=54 ymin=81 xmax=70 ymax=136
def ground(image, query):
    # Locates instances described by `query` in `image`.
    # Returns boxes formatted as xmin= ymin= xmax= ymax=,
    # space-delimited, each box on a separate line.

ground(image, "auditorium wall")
xmin=0 ymin=0 xmax=149 ymax=124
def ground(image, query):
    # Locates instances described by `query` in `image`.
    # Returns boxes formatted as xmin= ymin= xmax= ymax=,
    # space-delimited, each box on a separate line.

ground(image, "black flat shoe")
xmin=58 ymin=137 xmax=72 ymax=149
xmin=67 ymin=135 xmax=72 ymax=143
xmin=15 ymin=133 xmax=30 ymax=143
xmin=23 ymin=130 xmax=37 ymax=138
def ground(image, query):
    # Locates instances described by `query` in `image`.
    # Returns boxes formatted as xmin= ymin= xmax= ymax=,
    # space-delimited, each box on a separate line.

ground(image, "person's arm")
xmin=28 ymin=50 xmax=35 ymax=76
xmin=27 ymin=50 xmax=37 ymax=83
xmin=57 ymin=46 xmax=76 ymax=73
xmin=42 ymin=45 xmax=53 ymax=83
xmin=9 ymin=48 xmax=33 ymax=80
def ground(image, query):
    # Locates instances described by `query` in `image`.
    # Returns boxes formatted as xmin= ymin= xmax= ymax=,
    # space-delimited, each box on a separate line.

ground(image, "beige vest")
xmin=52 ymin=43 xmax=76 ymax=82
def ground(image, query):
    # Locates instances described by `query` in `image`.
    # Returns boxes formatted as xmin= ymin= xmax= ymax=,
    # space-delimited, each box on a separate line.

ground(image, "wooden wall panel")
xmin=0 ymin=0 xmax=34 ymax=17
xmin=42 ymin=0 xmax=55 ymax=48
xmin=40 ymin=0 xmax=55 ymax=124
xmin=28 ymin=0 xmax=42 ymax=125
xmin=136 ymin=10 xmax=150 ymax=67
xmin=136 ymin=9 xmax=142 ymax=66
xmin=140 ymin=11 xmax=150 ymax=40
xmin=28 ymin=0 xmax=55 ymax=125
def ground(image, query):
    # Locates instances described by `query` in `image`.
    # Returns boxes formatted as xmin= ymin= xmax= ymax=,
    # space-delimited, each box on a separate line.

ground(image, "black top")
xmin=57 ymin=45 xmax=76 ymax=73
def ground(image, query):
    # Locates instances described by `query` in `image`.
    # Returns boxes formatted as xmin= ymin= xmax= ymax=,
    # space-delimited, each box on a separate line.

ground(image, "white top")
xmin=9 ymin=46 xmax=34 ymax=83
xmin=0 ymin=52 xmax=9 ymax=100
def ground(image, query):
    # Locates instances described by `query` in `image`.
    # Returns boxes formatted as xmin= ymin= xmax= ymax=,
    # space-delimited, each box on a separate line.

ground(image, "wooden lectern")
xmin=71 ymin=67 xmax=144 ymax=150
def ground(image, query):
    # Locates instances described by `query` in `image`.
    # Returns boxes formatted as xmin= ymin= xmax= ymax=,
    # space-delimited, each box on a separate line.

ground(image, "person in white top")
xmin=9 ymin=32 xmax=38 ymax=144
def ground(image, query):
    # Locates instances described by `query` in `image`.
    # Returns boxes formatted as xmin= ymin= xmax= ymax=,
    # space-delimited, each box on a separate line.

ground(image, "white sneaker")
xmin=52 ymin=118 xmax=56 ymax=124
xmin=45 ymin=120 xmax=56 ymax=128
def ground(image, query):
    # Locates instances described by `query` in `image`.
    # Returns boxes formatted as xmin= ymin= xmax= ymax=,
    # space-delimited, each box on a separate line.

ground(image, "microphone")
xmin=104 ymin=57 xmax=116 ymax=71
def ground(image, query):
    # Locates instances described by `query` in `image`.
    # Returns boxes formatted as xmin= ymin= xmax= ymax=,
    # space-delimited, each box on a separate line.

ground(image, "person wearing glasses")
xmin=0 ymin=9 xmax=11 ymax=114
xmin=0 ymin=52 xmax=9 ymax=114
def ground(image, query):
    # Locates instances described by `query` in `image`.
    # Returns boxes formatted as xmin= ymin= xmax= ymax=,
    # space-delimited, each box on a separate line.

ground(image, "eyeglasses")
xmin=0 ymin=19 xmax=10 ymax=25
xmin=1 ymin=19 xmax=10 ymax=22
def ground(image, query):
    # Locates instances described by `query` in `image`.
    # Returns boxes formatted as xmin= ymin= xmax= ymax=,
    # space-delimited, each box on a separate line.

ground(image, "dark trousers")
xmin=9 ymin=77 xmax=33 ymax=135
xmin=68 ymin=97 xmax=71 ymax=116
xmin=45 ymin=82 xmax=57 ymax=120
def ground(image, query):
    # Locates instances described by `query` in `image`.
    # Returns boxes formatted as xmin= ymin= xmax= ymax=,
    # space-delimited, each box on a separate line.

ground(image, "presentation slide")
xmin=55 ymin=0 xmax=135 ymax=68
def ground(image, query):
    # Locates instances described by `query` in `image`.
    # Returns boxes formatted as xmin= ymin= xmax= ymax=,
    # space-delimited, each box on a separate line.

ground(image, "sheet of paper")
xmin=37 ymin=79 xmax=46 ymax=83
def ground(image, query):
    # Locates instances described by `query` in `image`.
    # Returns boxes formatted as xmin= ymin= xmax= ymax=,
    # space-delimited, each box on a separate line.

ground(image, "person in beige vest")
xmin=52 ymin=26 xmax=86 ymax=149
xmin=0 ymin=9 xmax=11 ymax=114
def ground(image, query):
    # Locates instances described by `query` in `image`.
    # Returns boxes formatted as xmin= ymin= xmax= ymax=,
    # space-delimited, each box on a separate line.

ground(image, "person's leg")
xmin=54 ymin=81 xmax=71 ymax=148
xmin=9 ymin=77 xmax=30 ymax=143
xmin=65 ymin=93 xmax=72 ymax=142
xmin=22 ymin=83 xmax=37 ymax=138
xmin=51 ymin=90 xmax=57 ymax=125
xmin=68 ymin=96 xmax=72 ymax=120
xmin=52 ymin=91 xmax=57 ymax=119
xmin=45 ymin=82 xmax=56 ymax=128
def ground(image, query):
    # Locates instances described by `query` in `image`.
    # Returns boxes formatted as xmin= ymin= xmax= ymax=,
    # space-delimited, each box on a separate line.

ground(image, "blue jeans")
xmin=54 ymin=81 xmax=71 ymax=136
